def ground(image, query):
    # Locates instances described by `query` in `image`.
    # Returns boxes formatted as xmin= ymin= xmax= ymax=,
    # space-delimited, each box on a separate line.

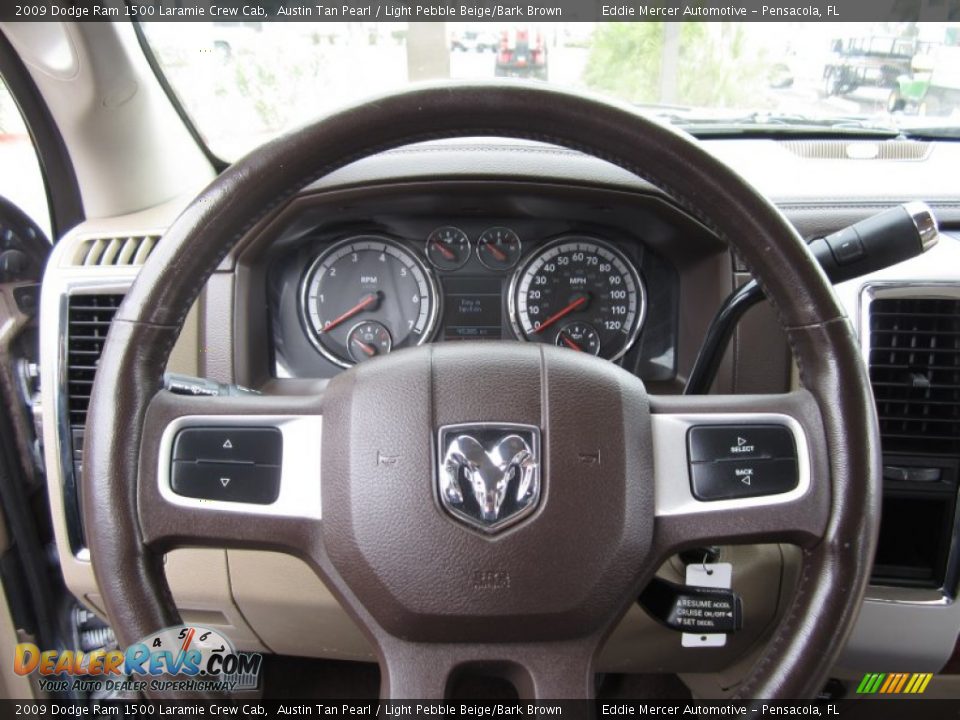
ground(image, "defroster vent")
xmin=869 ymin=296 xmax=960 ymax=456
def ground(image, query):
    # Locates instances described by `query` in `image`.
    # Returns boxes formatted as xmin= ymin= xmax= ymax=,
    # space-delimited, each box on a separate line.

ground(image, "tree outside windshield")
xmin=142 ymin=21 xmax=960 ymax=160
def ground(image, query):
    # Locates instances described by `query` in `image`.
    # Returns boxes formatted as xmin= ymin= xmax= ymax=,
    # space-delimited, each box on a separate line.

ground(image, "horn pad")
xmin=437 ymin=424 xmax=542 ymax=533
xmin=321 ymin=342 xmax=653 ymax=642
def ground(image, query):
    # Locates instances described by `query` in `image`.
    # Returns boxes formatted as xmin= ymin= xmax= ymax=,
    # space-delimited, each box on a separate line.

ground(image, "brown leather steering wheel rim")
xmin=84 ymin=82 xmax=881 ymax=700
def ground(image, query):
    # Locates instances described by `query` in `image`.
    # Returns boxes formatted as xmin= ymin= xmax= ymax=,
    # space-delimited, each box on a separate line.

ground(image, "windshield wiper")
xmin=650 ymin=106 xmax=960 ymax=140
xmin=897 ymin=125 xmax=960 ymax=140
xmin=648 ymin=108 xmax=905 ymax=138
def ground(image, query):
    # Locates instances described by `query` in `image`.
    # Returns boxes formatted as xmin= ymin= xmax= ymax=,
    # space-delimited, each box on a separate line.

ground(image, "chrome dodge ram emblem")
xmin=437 ymin=424 xmax=541 ymax=533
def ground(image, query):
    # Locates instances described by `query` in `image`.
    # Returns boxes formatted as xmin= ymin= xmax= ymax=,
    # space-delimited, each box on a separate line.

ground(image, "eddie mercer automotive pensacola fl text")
xmin=0 ymin=4 xmax=959 ymax=713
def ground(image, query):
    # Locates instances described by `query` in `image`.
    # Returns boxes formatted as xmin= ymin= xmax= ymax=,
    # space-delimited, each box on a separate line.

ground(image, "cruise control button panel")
xmin=687 ymin=425 xmax=798 ymax=501
xmin=171 ymin=427 xmax=282 ymax=504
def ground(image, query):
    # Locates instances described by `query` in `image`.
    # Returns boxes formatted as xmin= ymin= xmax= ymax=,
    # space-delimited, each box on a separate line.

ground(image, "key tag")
xmin=682 ymin=561 xmax=733 ymax=648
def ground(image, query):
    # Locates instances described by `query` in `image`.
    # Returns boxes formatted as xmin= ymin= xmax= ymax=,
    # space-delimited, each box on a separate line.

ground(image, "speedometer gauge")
xmin=508 ymin=237 xmax=645 ymax=362
xmin=300 ymin=236 xmax=439 ymax=367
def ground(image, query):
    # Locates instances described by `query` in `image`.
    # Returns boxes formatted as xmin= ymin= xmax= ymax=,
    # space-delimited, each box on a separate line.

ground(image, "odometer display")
xmin=509 ymin=237 xmax=645 ymax=361
xmin=300 ymin=237 xmax=439 ymax=367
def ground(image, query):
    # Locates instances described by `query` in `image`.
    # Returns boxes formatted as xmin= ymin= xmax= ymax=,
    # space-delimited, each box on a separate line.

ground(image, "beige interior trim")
xmin=228 ymin=551 xmax=374 ymax=661
xmin=0 ymin=585 xmax=35 ymax=699
xmin=166 ymin=549 xmax=266 ymax=652
xmin=0 ymin=22 xmax=215 ymax=219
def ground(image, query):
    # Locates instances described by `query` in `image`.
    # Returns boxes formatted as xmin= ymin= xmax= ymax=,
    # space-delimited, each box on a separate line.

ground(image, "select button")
xmin=688 ymin=424 xmax=796 ymax=463
xmin=690 ymin=458 xmax=799 ymax=501
xmin=171 ymin=461 xmax=280 ymax=505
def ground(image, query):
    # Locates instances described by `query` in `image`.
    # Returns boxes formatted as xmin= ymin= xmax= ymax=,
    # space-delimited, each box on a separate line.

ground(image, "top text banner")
xmin=4 ymin=0 xmax=960 ymax=22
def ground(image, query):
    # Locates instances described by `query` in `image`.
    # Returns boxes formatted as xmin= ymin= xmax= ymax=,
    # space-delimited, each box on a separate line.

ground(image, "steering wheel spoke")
xmin=136 ymin=389 xmax=324 ymax=554
xmin=648 ymin=390 xmax=831 ymax=555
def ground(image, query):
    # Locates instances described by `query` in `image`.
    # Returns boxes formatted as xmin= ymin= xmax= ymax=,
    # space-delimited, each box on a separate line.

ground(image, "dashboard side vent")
xmin=66 ymin=294 xmax=124 ymax=426
xmin=72 ymin=235 xmax=159 ymax=266
xmin=869 ymin=296 xmax=960 ymax=455
xmin=782 ymin=140 xmax=932 ymax=161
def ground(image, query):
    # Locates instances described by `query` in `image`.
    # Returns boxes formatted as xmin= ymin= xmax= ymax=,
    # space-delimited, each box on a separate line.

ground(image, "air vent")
xmin=66 ymin=294 xmax=124 ymax=426
xmin=72 ymin=235 xmax=159 ymax=266
xmin=782 ymin=140 xmax=931 ymax=161
xmin=869 ymin=296 xmax=960 ymax=455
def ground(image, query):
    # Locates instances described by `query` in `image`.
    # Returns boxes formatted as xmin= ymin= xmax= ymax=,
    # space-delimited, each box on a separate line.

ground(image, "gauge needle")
xmin=173 ymin=626 xmax=195 ymax=671
xmin=321 ymin=293 xmax=379 ymax=333
xmin=534 ymin=295 xmax=588 ymax=334
xmin=560 ymin=334 xmax=583 ymax=352
xmin=486 ymin=243 xmax=508 ymax=261
xmin=352 ymin=338 xmax=377 ymax=357
xmin=433 ymin=240 xmax=456 ymax=260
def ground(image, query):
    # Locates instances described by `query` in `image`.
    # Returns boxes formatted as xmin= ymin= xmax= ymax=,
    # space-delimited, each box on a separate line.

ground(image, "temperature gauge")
xmin=556 ymin=322 xmax=601 ymax=356
xmin=477 ymin=227 xmax=522 ymax=270
xmin=347 ymin=321 xmax=393 ymax=363
xmin=426 ymin=226 xmax=471 ymax=270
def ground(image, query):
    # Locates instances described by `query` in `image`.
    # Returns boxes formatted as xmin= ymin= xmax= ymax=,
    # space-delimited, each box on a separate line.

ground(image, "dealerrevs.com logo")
xmin=14 ymin=625 xmax=261 ymax=694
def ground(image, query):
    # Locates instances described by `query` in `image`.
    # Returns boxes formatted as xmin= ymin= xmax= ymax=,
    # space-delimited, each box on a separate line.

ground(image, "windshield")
xmin=142 ymin=21 xmax=960 ymax=160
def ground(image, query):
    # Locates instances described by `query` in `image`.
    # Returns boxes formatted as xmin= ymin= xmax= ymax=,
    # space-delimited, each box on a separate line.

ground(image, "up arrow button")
xmin=173 ymin=427 xmax=282 ymax=465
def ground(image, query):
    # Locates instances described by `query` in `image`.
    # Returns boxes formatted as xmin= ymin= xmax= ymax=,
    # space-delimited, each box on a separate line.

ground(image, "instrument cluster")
xmin=269 ymin=218 xmax=678 ymax=382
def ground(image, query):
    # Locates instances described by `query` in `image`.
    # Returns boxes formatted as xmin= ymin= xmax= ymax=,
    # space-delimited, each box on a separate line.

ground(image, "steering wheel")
xmin=83 ymin=84 xmax=880 ymax=700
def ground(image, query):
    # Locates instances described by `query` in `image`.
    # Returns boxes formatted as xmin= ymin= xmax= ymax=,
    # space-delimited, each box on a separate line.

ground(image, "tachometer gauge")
xmin=300 ymin=237 xmax=439 ymax=367
xmin=509 ymin=237 xmax=645 ymax=362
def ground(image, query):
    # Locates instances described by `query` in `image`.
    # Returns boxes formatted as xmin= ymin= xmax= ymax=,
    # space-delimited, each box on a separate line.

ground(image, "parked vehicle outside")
xmin=494 ymin=25 xmax=548 ymax=80
xmin=888 ymin=25 xmax=960 ymax=117
xmin=822 ymin=35 xmax=918 ymax=97
xmin=450 ymin=28 xmax=497 ymax=53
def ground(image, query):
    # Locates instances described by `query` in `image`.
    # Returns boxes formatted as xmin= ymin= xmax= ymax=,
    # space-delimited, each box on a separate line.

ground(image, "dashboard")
xmin=36 ymin=138 xmax=960 ymax=686
xmin=262 ymin=184 xmax=698 ymax=384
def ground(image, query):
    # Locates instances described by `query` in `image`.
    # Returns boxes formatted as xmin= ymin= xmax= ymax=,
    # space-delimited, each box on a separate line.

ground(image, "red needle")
xmin=174 ymin=626 xmax=195 ymax=669
xmin=486 ymin=242 xmax=508 ymax=261
xmin=560 ymin=334 xmax=583 ymax=352
xmin=353 ymin=338 xmax=376 ymax=356
xmin=433 ymin=240 xmax=456 ymax=260
xmin=321 ymin=293 xmax=378 ymax=333
xmin=533 ymin=296 xmax=588 ymax=334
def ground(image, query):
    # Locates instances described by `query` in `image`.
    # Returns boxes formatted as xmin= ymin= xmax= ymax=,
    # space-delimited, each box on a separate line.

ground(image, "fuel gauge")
xmin=426 ymin=226 xmax=471 ymax=270
xmin=348 ymin=321 xmax=393 ymax=363
xmin=477 ymin=227 xmax=522 ymax=270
